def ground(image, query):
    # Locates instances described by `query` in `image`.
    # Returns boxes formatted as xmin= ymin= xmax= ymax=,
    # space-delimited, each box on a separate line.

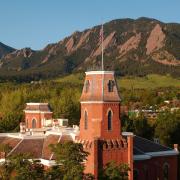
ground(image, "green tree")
xmin=99 ymin=161 xmax=130 ymax=180
xmin=8 ymin=153 xmax=45 ymax=180
xmin=155 ymin=110 xmax=180 ymax=146
xmin=50 ymin=141 xmax=92 ymax=180
xmin=133 ymin=114 xmax=154 ymax=139
xmin=0 ymin=144 xmax=13 ymax=180
xmin=121 ymin=113 xmax=154 ymax=140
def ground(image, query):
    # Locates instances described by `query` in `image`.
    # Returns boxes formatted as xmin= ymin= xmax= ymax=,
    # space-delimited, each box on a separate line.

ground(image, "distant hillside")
xmin=0 ymin=42 xmax=15 ymax=59
xmin=0 ymin=17 xmax=180 ymax=82
xmin=55 ymin=73 xmax=180 ymax=90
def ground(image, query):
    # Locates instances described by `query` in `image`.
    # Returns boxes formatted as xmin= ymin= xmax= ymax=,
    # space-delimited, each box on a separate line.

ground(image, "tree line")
xmin=0 ymin=80 xmax=179 ymax=148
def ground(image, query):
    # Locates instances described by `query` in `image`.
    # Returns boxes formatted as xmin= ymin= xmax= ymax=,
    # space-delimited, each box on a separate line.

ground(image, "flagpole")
xmin=101 ymin=23 xmax=104 ymax=101
xmin=101 ymin=23 xmax=104 ymax=71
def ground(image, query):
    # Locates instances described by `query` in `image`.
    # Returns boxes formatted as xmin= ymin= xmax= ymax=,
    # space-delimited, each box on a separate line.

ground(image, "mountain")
xmin=0 ymin=42 xmax=15 ymax=59
xmin=0 ymin=17 xmax=180 ymax=82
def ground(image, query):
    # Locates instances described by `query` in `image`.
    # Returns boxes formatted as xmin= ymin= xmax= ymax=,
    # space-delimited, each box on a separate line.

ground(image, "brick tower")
xmin=77 ymin=71 xmax=133 ymax=179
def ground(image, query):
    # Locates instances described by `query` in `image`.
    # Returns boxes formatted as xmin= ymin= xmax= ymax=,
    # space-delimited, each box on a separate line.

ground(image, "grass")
xmin=117 ymin=74 xmax=180 ymax=89
xmin=54 ymin=73 xmax=180 ymax=89
xmin=54 ymin=73 xmax=84 ymax=85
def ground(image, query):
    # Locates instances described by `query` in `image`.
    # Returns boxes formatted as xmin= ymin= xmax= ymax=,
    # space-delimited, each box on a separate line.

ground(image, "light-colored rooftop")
xmin=85 ymin=71 xmax=114 ymax=75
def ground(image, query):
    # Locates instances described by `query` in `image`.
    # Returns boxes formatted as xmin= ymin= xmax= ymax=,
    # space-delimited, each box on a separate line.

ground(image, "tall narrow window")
xmin=108 ymin=80 xmax=115 ymax=92
xmin=163 ymin=164 xmax=169 ymax=180
xmin=108 ymin=110 xmax=112 ymax=130
xmin=84 ymin=80 xmax=90 ymax=93
xmin=32 ymin=119 xmax=36 ymax=129
xmin=84 ymin=111 xmax=88 ymax=130
xmin=134 ymin=170 xmax=139 ymax=180
xmin=26 ymin=119 xmax=28 ymax=128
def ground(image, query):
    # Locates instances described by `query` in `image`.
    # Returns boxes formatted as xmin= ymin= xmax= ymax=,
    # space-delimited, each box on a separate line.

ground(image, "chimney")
xmin=20 ymin=122 xmax=26 ymax=134
xmin=174 ymin=144 xmax=178 ymax=151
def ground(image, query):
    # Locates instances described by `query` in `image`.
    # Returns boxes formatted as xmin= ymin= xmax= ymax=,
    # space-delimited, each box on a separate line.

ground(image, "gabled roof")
xmin=133 ymin=135 xmax=178 ymax=161
xmin=11 ymin=139 xmax=44 ymax=158
xmin=42 ymin=135 xmax=60 ymax=160
xmin=134 ymin=136 xmax=172 ymax=153
xmin=24 ymin=103 xmax=52 ymax=112
xmin=0 ymin=137 xmax=21 ymax=149
xmin=0 ymin=134 xmax=73 ymax=160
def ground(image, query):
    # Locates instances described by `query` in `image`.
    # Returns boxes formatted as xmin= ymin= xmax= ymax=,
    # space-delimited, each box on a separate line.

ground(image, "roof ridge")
xmin=133 ymin=146 xmax=146 ymax=155
xmin=135 ymin=135 xmax=172 ymax=150
xmin=49 ymin=135 xmax=62 ymax=160
xmin=7 ymin=138 xmax=23 ymax=157
xmin=40 ymin=138 xmax=45 ymax=158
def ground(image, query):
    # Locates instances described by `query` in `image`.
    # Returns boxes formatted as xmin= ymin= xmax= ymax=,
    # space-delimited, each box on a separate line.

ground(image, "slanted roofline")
xmin=85 ymin=71 xmax=114 ymax=75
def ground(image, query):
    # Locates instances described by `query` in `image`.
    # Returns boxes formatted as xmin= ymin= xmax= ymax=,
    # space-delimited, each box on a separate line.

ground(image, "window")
xmin=108 ymin=110 xmax=112 ymax=130
xmin=84 ymin=80 xmax=90 ymax=93
xmin=84 ymin=111 xmax=88 ymax=130
xmin=163 ymin=163 xmax=169 ymax=180
xmin=143 ymin=166 xmax=148 ymax=180
xmin=134 ymin=169 xmax=139 ymax=180
xmin=32 ymin=119 xmax=36 ymax=129
xmin=108 ymin=80 xmax=115 ymax=92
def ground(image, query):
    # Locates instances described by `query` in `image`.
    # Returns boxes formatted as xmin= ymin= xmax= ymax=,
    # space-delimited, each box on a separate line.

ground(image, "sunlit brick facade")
xmin=77 ymin=71 xmax=133 ymax=179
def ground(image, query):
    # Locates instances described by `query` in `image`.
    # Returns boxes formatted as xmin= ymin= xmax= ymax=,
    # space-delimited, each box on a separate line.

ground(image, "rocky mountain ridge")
xmin=0 ymin=42 xmax=15 ymax=59
xmin=0 ymin=17 xmax=180 ymax=81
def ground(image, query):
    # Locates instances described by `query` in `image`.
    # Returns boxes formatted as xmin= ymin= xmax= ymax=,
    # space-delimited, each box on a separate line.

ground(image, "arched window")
xmin=108 ymin=110 xmax=112 ymax=130
xmin=84 ymin=111 xmax=88 ymax=130
xmin=163 ymin=163 xmax=169 ymax=180
xmin=32 ymin=119 xmax=36 ymax=129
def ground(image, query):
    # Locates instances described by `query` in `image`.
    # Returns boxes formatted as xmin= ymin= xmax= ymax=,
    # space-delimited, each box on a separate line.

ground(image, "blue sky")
xmin=0 ymin=0 xmax=180 ymax=50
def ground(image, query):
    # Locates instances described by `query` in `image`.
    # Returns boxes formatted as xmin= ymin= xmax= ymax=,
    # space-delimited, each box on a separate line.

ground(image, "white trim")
xmin=146 ymin=150 xmax=179 ymax=157
xmin=106 ymin=108 xmax=114 ymax=116
xmin=122 ymin=132 xmax=134 ymax=136
xmin=0 ymin=158 xmax=56 ymax=167
xmin=39 ymin=159 xmax=56 ymax=166
xmin=26 ymin=103 xmax=49 ymax=105
xmin=24 ymin=110 xmax=52 ymax=113
xmin=134 ymin=154 xmax=151 ymax=161
xmin=134 ymin=150 xmax=179 ymax=161
xmin=0 ymin=159 xmax=5 ymax=164
xmin=85 ymin=71 xmax=114 ymax=75
xmin=81 ymin=101 xmax=120 ymax=104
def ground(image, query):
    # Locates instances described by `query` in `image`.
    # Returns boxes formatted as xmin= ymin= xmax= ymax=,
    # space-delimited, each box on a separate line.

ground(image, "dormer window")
xmin=84 ymin=80 xmax=90 ymax=93
xmin=108 ymin=80 xmax=115 ymax=92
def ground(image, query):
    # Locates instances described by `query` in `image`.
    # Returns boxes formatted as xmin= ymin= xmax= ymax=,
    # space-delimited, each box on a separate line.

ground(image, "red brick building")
xmin=0 ymin=70 xmax=179 ymax=180
xmin=77 ymin=71 xmax=133 ymax=179
xmin=24 ymin=103 xmax=53 ymax=129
